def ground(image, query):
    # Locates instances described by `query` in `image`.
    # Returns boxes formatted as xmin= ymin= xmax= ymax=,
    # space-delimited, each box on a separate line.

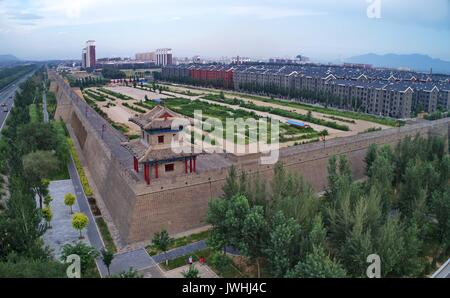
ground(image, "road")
xmin=0 ymin=71 xmax=37 ymax=132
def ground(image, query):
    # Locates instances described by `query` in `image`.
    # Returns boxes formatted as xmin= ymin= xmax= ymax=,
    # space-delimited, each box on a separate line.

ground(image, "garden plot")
xmin=102 ymin=86 xmax=171 ymax=101
xmin=159 ymin=83 xmax=392 ymax=137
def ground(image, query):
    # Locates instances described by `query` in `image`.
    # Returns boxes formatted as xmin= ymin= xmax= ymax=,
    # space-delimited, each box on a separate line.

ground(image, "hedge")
xmin=68 ymin=138 xmax=93 ymax=197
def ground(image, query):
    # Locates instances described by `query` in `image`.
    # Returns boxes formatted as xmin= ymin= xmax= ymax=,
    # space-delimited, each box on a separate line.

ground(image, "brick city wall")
xmin=51 ymin=73 xmax=140 ymax=244
xmin=126 ymin=119 xmax=449 ymax=243
xmin=50 ymin=73 xmax=450 ymax=246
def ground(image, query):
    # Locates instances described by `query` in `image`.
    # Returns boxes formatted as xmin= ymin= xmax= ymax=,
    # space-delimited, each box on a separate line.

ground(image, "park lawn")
xmin=95 ymin=217 xmax=117 ymax=253
xmin=147 ymin=230 xmax=210 ymax=256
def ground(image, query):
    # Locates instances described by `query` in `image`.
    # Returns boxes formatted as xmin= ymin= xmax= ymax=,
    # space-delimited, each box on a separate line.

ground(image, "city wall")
xmin=50 ymin=74 xmax=450 ymax=246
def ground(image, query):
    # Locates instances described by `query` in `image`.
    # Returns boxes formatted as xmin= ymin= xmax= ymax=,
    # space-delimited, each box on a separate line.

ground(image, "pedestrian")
xmin=199 ymin=256 xmax=205 ymax=265
xmin=188 ymin=255 xmax=193 ymax=265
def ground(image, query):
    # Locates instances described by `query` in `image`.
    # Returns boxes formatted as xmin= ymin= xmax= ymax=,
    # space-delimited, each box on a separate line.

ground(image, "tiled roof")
xmin=129 ymin=105 xmax=190 ymax=130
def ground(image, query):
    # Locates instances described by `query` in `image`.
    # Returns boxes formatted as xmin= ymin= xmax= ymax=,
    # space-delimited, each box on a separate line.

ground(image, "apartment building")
xmin=161 ymin=63 xmax=450 ymax=118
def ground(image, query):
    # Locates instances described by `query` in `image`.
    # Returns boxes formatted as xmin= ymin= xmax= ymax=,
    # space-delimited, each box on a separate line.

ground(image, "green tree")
xmin=241 ymin=206 xmax=268 ymax=277
xmin=64 ymin=193 xmax=76 ymax=214
xmin=101 ymin=249 xmax=115 ymax=276
xmin=23 ymin=151 xmax=58 ymax=208
xmin=222 ymin=165 xmax=239 ymax=200
xmin=72 ymin=212 xmax=89 ymax=239
xmin=364 ymin=143 xmax=378 ymax=175
xmin=286 ymin=246 xmax=347 ymax=278
xmin=376 ymin=216 xmax=404 ymax=277
xmin=0 ymin=180 xmax=47 ymax=259
xmin=152 ymin=229 xmax=172 ymax=266
xmin=264 ymin=211 xmax=300 ymax=277
xmin=42 ymin=206 xmax=53 ymax=228
xmin=398 ymin=219 xmax=425 ymax=277
xmin=339 ymin=214 xmax=373 ymax=277
xmin=112 ymin=268 xmax=143 ymax=278
xmin=60 ymin=242 xmax=99 ymax=277
xmin=0 ymin=257 xmax=66 ymax=278
xmin=206 ymin=195 xmax=250 ymax=253
xmin=43 ymin=194 xmax=52 ymax=207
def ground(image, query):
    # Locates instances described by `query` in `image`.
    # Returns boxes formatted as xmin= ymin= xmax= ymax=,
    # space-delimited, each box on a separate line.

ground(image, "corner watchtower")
xmin=122 ymin=105 xmax=199 ymax=185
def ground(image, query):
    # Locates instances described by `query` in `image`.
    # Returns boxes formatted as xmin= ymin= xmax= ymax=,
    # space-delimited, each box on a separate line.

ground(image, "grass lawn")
xmin=147 ymin=230 xmax=210 ymax=256
xmin=160 ymin=248 xmax=244 ymax=278
xmin=95 ymin=217 xmax=117 ymax=253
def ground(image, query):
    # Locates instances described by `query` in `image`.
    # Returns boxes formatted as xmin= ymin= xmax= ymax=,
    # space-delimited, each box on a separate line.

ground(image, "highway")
xmin=0 ymin=70 xmax=36 ymax=133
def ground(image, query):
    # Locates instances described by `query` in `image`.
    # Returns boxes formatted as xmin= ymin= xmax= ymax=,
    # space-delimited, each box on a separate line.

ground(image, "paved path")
xmin=67 ymin=138 xmax=164 ymax=277
xmin=152 ymin=240 xmax=240 ymax=263
xmin=68 ymin=157 xmax=105 ymax=251
xmin=153 ymin=240 xmax=208 ymax=263
xmin=165 ymin=263 xmax=219 ymax=278
xmin=97 ymin=248 xmax=164 ymax=277
xmin=43 ymin=180 xmax=89 ymax=258
xmin=432 ymin=258 xmax=450 ymax=278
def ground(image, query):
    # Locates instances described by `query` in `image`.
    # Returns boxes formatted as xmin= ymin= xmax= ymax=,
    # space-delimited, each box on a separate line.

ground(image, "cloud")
xmin=8 ymin=12 xmax=43 ymax=20
xmin=222 ymin=5 xmax=325 ymax=19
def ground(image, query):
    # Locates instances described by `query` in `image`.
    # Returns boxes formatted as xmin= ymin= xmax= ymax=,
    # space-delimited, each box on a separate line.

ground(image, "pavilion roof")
xmin=129 ymin=105 xmax=191 ymax=130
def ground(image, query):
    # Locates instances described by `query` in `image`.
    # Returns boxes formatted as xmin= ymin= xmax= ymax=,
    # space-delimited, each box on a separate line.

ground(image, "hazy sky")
xmin=0 ymin=0 xmax=449 ymax=61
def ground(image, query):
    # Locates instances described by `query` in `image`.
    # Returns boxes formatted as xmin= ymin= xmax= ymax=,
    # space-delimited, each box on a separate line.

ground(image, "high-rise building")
xmin=86 ymin=40 xmax=96 ymax=68
xmin=156 ymin=48 xmax=173 ymax=66
xmin=135 ymin=52 xmax=156 ymax=62
xmin=81 ymin=48 xmax=87 ymax=69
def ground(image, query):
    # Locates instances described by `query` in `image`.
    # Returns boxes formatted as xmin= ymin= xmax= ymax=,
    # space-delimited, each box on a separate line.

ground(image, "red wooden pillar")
xmin=144 ymin=163 xmax=150 ymax=185
xmin=189 ymin=157 xmax=193 ymax=173
xmin=133 ymin=157 xmax=139 ymax=173
xmin=154 ymin=162 xmax=159 ymax=179
xmin=185 ymin=158 xmax=188 ymax=174
xmin=193 ymin=156 xmax=197 ymax=173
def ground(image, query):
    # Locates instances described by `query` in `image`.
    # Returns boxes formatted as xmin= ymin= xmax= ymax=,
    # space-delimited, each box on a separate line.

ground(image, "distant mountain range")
xmin=344 ymin=53 xmax=450 ymax=74
xmin=0 ymin=54 xmax=19 ymax=63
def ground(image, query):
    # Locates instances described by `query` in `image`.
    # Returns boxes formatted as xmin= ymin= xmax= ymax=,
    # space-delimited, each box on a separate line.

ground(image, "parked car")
xmin=3 ymin=108 xmax=8 ymax=113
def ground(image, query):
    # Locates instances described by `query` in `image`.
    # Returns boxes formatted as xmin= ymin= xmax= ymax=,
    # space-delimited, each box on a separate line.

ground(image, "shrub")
xmin=210 ymin=252 xmax=231 ymax=271
xmin=64 ymin=193 xmax=76 ymax=213
xmin=60 ymin=242 xmax=99 ymax=276
xmin=68 ymin=139 xmax=93 ymax=197
xmin=72 ymin=212 xmax=89 ymax=238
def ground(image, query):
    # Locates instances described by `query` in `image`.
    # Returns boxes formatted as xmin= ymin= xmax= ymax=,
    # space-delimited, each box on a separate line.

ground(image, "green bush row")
xmin=97 ymin=88 xmax=133 ymax=100
xmin=68 ymin=138 xmax=93 ymax=197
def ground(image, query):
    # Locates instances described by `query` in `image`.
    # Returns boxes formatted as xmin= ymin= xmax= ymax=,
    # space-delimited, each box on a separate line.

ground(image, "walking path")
xmin=42 ymin=82 xmax=49 ymax=123
xmin=153 ymin=240 xmax=207 ymax=263
xmin=432 ymin=258 xmax=450 ymax=278
xmin=43 ymin=180 xmax=89 ymax=258
xmin=165 ymin=263 xmax=219 ymax=278
xmin=152 ymin=240 xmax=240 ymax=263
xmin=68 ymin=153 xmax=164 ymax=277
xmin=68 ymin=158 xmax=105 ymax=251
